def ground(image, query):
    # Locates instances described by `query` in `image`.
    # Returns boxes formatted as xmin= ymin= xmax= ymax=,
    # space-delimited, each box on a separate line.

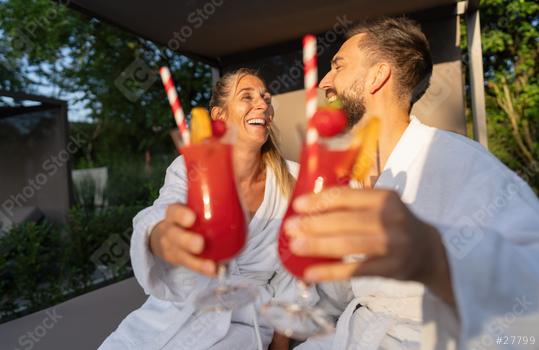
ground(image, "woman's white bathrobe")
xmin=297 ymin=117 xmax=539 ymax=349
xmin=99 ymin=157 xmax=312 ymax=350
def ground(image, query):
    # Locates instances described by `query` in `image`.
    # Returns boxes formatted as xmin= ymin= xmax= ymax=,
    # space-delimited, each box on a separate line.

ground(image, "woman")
xmin=99 ymin=69 xmax=306 ymax=350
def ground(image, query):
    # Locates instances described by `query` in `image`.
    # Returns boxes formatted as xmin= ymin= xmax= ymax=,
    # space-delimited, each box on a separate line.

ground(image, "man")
xmin=286 ymin=17 xmax=539 ymax=349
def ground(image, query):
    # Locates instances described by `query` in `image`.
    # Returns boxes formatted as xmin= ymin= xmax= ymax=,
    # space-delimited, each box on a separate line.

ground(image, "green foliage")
xmin=464 ymin=0 xmax=539 ymax=192
xmin=73 ymin=175 xmax=97 ymax=209
xmin=62 ymin=205 xmax=142 ymax=293
xmin=69 ymin=120 xmax=177 ymax=170
xmin=0 ymin=222 xmax=64 ymax=320
xmin=69 ymin=122 xmax=174 ymax=207
xmin=105 ymin=156 xmax=172 ymax=207
xmin=0 ymin=205 xmax=143 ymax=323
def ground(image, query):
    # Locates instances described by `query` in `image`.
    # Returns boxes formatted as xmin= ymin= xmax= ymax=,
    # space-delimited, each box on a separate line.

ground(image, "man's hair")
xmin=346 ymin=16 xmax=433 ymax=107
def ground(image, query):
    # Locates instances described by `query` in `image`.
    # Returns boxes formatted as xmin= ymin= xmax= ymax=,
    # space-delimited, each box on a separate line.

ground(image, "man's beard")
xmin=339 ymin=80 xmax=366 ymax=128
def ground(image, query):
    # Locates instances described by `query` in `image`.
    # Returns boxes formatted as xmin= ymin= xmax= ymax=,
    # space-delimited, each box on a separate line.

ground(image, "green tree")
xmin=0 ymin=0 xmax=212 ymax=165
xmin=468 ymin=0 xmax=539 ymax=191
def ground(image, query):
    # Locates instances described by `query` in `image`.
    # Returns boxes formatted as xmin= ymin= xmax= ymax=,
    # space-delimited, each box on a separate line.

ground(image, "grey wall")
xmin=412 ymin=15 xmax=466 ymax=135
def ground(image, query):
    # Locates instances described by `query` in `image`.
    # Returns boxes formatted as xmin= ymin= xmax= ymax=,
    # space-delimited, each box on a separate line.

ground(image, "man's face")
xmin=319 ymin=34 xmax=371 ymax=127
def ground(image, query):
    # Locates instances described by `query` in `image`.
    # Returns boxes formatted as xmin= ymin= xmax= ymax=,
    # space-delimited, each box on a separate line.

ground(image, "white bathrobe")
xmin=297 ymin=117 xmax=539 ymax=349
xmin=99 ymin=157 xmax=311 ymax=350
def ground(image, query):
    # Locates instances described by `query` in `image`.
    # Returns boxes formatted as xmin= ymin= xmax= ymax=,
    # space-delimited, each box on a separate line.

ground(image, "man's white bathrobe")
xmin=99 ymin=158 xmax=309 ymax=350
xmin=297 ymin=117 xmax=539 ymax=349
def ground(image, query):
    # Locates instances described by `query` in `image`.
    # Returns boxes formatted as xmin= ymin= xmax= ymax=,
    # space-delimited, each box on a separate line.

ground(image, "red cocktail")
xmin=182 ymin=141 xmax=246 ymax=262
xmin=261 ymin=134 xmax=360 ymax=339
xmin=278 ymin=143 xmax=356 ymax=277
xmin=182 ymin=140 xmax=257 ymax=312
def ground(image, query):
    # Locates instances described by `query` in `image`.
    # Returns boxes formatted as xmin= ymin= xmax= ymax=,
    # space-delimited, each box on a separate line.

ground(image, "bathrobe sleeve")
xmin=423 ymin=159 xmax=539 ymax=349
xmin=130 ymin=156 xmax=211 ymax=302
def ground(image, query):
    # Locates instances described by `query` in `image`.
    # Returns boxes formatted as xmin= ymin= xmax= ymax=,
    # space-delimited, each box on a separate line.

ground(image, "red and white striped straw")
xmin=303 ymin=35 xmax=318 ymax=145
xmin=159 ymin=66 xmax=191 ymax=146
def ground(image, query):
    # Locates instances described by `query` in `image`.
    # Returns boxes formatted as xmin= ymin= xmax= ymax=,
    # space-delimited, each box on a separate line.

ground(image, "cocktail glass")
xmin=182 ymin=140 xmax=258 ymax=312
xmin=261 ymin=132 xmax=360 ymax=338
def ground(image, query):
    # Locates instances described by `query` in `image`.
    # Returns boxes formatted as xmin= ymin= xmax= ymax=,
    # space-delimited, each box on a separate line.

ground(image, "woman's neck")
xmin=233 ymin=144 xmax=265 ymax=185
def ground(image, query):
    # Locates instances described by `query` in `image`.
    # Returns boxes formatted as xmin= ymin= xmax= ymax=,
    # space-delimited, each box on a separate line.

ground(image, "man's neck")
xmin=378 ymin=109 xmax=410 ymax=170
xmin=360 ymin=106 xmax=410 ymax=188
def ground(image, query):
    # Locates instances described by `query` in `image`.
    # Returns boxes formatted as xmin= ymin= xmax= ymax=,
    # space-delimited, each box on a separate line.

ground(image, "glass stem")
xmin=297 ymin=280 xmax=311 ymax=307
xmin=217 ymin=264 xmax=228 ymax=287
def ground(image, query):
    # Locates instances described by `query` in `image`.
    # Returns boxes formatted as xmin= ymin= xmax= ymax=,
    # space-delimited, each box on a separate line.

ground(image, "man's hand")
xmin=269 ymin=332 xmax=290 ymax=350
xmin=149 ymin=203 xmax=216 ymax=276
xmin=285 ymin=187 xmax=454 ymax=306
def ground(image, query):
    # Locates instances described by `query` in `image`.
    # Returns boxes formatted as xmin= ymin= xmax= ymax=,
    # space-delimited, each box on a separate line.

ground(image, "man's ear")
xmin=210 ymin=106 xmax=225 ymax=120
xmin=368 ymin=63 xmax=391 ymax=94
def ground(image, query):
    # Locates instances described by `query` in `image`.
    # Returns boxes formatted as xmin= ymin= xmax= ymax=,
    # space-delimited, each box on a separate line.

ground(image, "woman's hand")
xmin=149 ymin=203 xmax=216 ymax=276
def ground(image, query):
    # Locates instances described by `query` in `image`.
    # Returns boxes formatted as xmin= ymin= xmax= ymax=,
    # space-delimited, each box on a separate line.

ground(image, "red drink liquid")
xmin=182 ymin=141 xmax=246 ymax=263
xmin=278 ymin=143 xmax=358 ymax=278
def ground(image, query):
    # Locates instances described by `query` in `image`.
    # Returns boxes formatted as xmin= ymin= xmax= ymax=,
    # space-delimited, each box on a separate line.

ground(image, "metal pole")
xmin=466 ymin=8 xmax=488 ymax=148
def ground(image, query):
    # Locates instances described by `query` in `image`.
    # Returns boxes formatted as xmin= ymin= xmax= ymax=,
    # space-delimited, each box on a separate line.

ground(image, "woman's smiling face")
xmin=220 ymin=74 xmax=273 ymax=149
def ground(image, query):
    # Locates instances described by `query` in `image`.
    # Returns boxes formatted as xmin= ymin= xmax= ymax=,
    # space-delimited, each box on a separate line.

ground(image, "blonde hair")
xmin=209 ymin=68 xmax=295 ymax=198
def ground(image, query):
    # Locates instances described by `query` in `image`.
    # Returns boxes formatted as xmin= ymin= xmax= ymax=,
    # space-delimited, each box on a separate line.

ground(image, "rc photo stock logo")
xmin=445 ymin=216 xmax=486 ymax=260
xmin=91 ymin=228 xmax=132 ymax=279
xmin=115 ymin=54 xmax=158 ymax=102
xmin=7 ymin=0 xmax=72 ymax=60
xmin=166 ymin=0 xmax=225 ymax=51
xmin=13 ymin=309 xmax=63 ymax=350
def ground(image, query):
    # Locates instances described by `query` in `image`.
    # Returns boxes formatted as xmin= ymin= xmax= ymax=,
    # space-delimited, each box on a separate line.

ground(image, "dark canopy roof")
xmin=66 ymin=0 xmax=461 ymax=66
